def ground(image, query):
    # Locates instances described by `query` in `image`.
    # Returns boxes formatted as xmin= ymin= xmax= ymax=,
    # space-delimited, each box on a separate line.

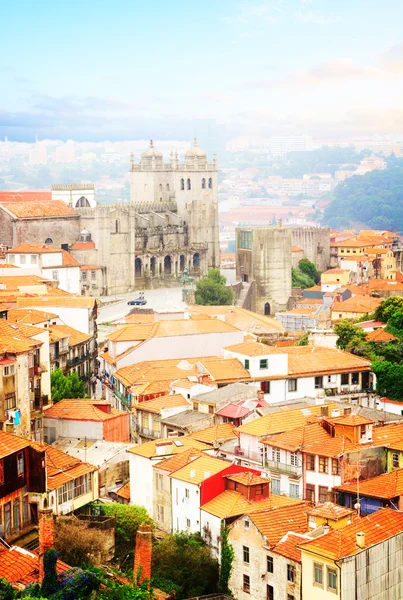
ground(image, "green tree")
xmin=374 ymin=297 xmax=403 ymax=323
xmin=151 ymin=532 xmax=219 ymax=599
xmin=296 ymin=332 xmax=309 ymax=346
xmin=334 ymin=320 xmax=367 ymax=350
xmin=372 ymin=359 xmax=403 ymax=399
xmin=219 ymin=525 xmax=234 ymax=595
xmin=50 ymin=368 xmax=88 ymax=403
xmin=298 ymin=259 xmax=320 ymax=284
xmin=195 ymin=269 xmax=234 ymax=306
xmin=291 ymin=268 xmax=315 ymax=289
xmin=0 ymin=578 xmax=14 ymax=600
xmin=99 ymin=504 xmax=152 ymax=564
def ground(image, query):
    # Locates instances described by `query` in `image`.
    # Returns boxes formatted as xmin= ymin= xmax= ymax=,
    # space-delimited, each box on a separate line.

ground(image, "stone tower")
xmin=130 ymin=139 xmax=220 ymax=269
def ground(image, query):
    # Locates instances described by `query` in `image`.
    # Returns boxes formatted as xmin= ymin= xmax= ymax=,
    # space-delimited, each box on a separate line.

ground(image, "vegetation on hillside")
xmin=292 ymin=259 xmax=320 ymax=289
xmin=195 ymin=269 xmax=234 ymax=305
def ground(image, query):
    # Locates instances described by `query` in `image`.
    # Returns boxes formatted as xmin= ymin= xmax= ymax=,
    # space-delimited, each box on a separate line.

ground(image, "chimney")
xmin=133 ymin=525 xmax=152 ymax=586
xmin=38 ymin=506 xmax=55 ymax=581
xmin=343 ymin=407 xmax=352 ymax=416
xmin=356 ymin=531 xmax=365 ymax=549
xmin=257 ymin=390 xmax=264 ymax=400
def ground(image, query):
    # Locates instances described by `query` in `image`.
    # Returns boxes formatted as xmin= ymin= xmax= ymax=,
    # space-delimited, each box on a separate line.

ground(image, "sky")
xmin=2 ymin=0 xmax=403 ymax=141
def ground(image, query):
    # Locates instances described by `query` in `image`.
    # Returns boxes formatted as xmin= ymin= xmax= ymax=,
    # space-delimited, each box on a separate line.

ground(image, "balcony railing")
xmin=234 ymin=446 xmax=263 ymax=464
xmin=114 ymin=388 xmax=131 ymax=409
xmin=265 ymin=459 xmax=301 ymax=476
xmin=67 ymin=352 xmax=90 ymax=368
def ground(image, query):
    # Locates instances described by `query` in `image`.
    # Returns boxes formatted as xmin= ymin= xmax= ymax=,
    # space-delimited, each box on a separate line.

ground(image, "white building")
xmin=52 ymin=184 xmax=96 ymax=209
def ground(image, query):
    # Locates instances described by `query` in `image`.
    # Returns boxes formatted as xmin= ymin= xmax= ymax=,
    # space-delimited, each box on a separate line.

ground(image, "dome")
xmin=141 ymin=140 xmax=163 ymax=159
xmin=80 ymin=228 xmax=90 ymax=236
xmin=185 ymin=138 xmax=207 ymax=159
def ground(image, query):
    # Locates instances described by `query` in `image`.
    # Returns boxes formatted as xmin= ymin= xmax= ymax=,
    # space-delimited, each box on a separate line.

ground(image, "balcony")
xmin=114 ymin=388 xmax=131 ymax=409
xmin=234 ymin=446 xmax=263 ymax=464
xmin=265 ymin=459 xmax=301 ymax=476
xmin=67 ymin=352 xmax=90 ymax=368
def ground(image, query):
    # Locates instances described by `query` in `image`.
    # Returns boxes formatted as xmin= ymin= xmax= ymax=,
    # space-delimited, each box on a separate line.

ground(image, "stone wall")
xmin=291 ymin=227 xmax=330 ymax=272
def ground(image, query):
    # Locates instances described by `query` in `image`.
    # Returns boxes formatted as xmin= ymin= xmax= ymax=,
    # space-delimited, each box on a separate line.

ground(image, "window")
xmin=305 ymin=484 xmax=315 ymax=502
xmin=91 ymin=271 xmax=96 ymax=280
xmin=208 ymin=178 xmax=212 ymax=189
xmin=0 ymin=460 xmax=3 ymax=485
xmin=20 ymin=255 xmax=26 ymax=264
xmin=327 ymin=567 xmax=337 ymax=592
xmin=17 ymin=452 xmax=24 ymax=476
xmin=240 ymin=230 xmax=252 ymax=249
xmin=186 ymin=518 xmax=191 ymax=529
xmin=208 ymin=405 xmax=214 ymax=415
xmin=185 ymin=488 xmax=190 ymax=498
xmin=360 ymin=425 xmax=366 ymax=439
xmin=181 ymin=178 xmax=185 ymax=190
xmin=4 ymin=503 xmax=10 ymax=537
xmin=243 ymin=545 xmax=250 ymax=563
xmin=157 ymin=504 xmax=164 ymax=522
xmin=5 ymin=394 xmax=16 ymax=410
xmin=351 ymin=372 xmax=359 ymax=385
xmin=288 ymin=379 xmax=297 ymax=392
xmin=272 ymin=448 xmax=280 ymax=463
xmin=255 ymin=484 xmax=263 ymax=495
xmin=8 ymin=255 xmax=15 ymax=264
xmin=392 ymin=452 xmax=400 ymax=469
xmin=261 ymin=381 xmax=270 ymax=394
xmin=319 ymin=486 xmax=328 ymax=503
xmin=267 ymin=585 xmax=274 ymax=600
xmin=243 ymin=575 xmax=250 ymax=594
xmin=193 ymin=401 xmax=199 ymax=411
xmin=267 ymin=555 xmax=273 ymax=573
xmin=202 ymin=178 xmax=206 ymax=189
xmin=13 ymin=499 xmax=20 ymax=533
xmin=288 ymin=595 xmax=295 ymax=600
xmin=115 ymin=220 xmax=120 ymax=233
xmin=319 ymin=456 xmax=328 ymax=473
xmin=166 ymin=183 xmax=170 ymax=191
xmin=315 ymin=376 xmax=323 ymax=389
xmin=187 ymin=178 xmax=191 ymax=190
xmin=52 ymin=270 xmax=58 ymax=281
xmin=23 ymin=495 xmax=29 ymax=524
xmin=290 ymin=452 xmax=298 ymax=466
xmin=31 ymin=255 xmax=37 ymax=264
xmin=82 ymin=271 xmax=87 ymax=281
xmin=332 ymin=458 xmax=341 ymax=475
xmin=4 ymin=365 xmax=13 ymax=376
xmin=244 ymin=519 xmax=250 ymax=530
xmin=287 ymin=564 xmax=295 ymax=583
xmin=341 ymin=373 xmax=349 ymax=385
xmin=314 ymin=562 xmax=323 ymax=587
xmin=244 ymin=359 xmax=250 ymax=370
xmin=260 ymin=359 xmax=268 ymax=369
xmin=289 ymin=483 xmax=299 ymax=498
xmin=157 ymin=474 xmax=163 ymax=491
xmin=306 ymin=455 xmax=315 ymax=471
xmin=271 ymin=478 xmax=280 ymax=494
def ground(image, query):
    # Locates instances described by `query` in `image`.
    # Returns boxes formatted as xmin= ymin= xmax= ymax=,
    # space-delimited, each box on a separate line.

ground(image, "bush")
xmin=51 ymin=368 xmax=88 ymax=403
xmin=195 ymin=269 xmax=234 ymax=306
xmin=99 ymin=504 xmax=152 ymax=565
xmin=54 ymin=517 xmax=108 ymax=567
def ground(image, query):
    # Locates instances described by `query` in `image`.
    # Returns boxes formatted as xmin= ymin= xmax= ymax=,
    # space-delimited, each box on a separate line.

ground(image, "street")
xmin=97 ymin=287 xmax=186 ymax=323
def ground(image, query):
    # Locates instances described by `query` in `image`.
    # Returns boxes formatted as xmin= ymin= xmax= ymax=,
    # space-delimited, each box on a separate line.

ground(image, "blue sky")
xmin=2 ymin=0 xmax=403 ymax=141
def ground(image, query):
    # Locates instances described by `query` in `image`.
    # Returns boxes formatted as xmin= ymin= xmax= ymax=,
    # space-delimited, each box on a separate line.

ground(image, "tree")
xmin=375 ymin=297 xmax=403 ymax=324
xmin=99 ymin=504 xmax=152 ymax=564
xmin=51 ymin=368 xmax=88 ymax=403
xmin=54 ymin=517 xmax=108 ymax=567
xmin=333 ymin=320 xmax=367 ymax=350
xmin=219 ymin=525 xmax=234 ymax=595
xmin=291 ymin=268 xmax=315 ymax=289
xmin=372 ymin=359 xmax=403 ymax=399
xmin=151 ymin=532 xmax=219 ymax=599
xmin=195 ymin=269 xmax=234 ymax=306
xmin=296 ymin=332 xmax=309 ymax=346
xmin=298 ymin=259 xmax=320 ymax=284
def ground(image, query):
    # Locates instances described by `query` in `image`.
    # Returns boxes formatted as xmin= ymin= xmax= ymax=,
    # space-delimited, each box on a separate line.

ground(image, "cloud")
xmin=30 ymin=94 xmax=138 ymax=114
xmin=293 ymin=10 xmax=341 ymax=25
xmin=379 ymin=42 xmax=403 ymax=73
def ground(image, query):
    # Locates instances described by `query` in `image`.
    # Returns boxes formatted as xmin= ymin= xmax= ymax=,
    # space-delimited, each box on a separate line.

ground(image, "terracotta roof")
xmin=215 ymin=403 xmax=251 ymax=419
xmin=169 ymin=455 xmax=230 ymax=484
xmin=301 ymin=435 xmax=359 ymax=458
xmin=0 ymin=431 xmax=32 ymax=458
xmin=366 ymin=328 xmax=397 ymax=342
xmin=80 ymin=265 xmax=102 ymax=270
xmin=116 ymin=481 xmax=130 ymax=500
xmin=332 ymin=295 xmax=382 ymax=315
xmin=8 ymin=243 xmax=61 ymax=254
xmin=0 ymin=274 xmax=51 ymax=289
xmin=225 ymin=472 xmax=268 ymax=486
xmin=326 ymin=413 xmax=373 ymax=426
xmin=0 ymin=199 xmax=77 ymax=219
xmin=106 ymin=323 xmax=154 ymax=342
xmin=113 ymin=313 xmax=155 ymax=325
xmin=0 ymin=334 xmax=39 ymax=354
xmin=260 ymin=422 xmax=330 ymax=452
xmin=188 ymin=423 xmax=236 ymax=444
xmin=371 ymin=423 xmax=403 ymax=452
xmin=201 ymin=489 xmax=302 ymax=518
xmin=7 ymin=308 xmax=58 ymax=324
xmin=307 ymin=502 xmax=354 ymax=520
xmin=0 ymin=545 xmax=69 ymax=587
xmin=47 ymin=461 xmax=96 ymax=490
xmin=335 ymin=468 xmax=403 ymax=499
xmin=236 ymin=403 xmax=339 ymax=437
xmin=224 ymin=341 xmax=275 ymax=356
xmin=291 ymin=246 xmax=303 ymax=252
xmin=49 ymin=324 xmax=90 ymax=346
xmin=107 ymin=319 xmax=241 ymax=343
xmin=135 ymin=394 xmax=191 ymax=414
xmin=44 ymin=399 xmax=126 ymax=421
xmin=127 ymin=436 xmax=209 ymax=458
xmin=323 ymin=268 xmax=349 ymax=275
xmin=273 ymin=532 xmax=308 ymax=563
xmin=153 ymin=448 xmax=204 ymax=473
xmin=188 ymin=306 xmax=285 ymax=334
xmin=248 ymin=503 xmax=310 ymax=546
xmin=0 ymin=319 xmax=45 ymax=339
xmin=0 ymin=191 xmax=51 ymax=202
xmin=70 ymin=241 xmax=96 ymax=250
xmin=300 ymin=507 xmax=403 ymax=560
xmin=17 ymin=296 xmax=97 ymax=309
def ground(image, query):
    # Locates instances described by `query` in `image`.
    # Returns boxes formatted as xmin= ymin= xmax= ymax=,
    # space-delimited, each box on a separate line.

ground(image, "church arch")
xmin=264 ymin=302 xmax=271 ymax=316
xmin=202 ymin=178 xmax=206 ymax=189
xmin=208 ymin=177 xmax=212 ymax=189
xmin=45 ymin=238 xmax=53 ymax=245
xmin=164 ymin=255 xmax=172 ymax=275
xmin=187 ymin=178 xmax=191 ymax=190
xmin=115 ymin=220 xmax=120 ymax=233
xmin=180 ymin=178 xmax=185 ymax=191
xmin=180 ymin=255 xmax=185 ymax=272
xmin=150 ymin=257 xmax=156 ymax=276
xmin=193 ymin=253 xmax=200 ymax=269
xmin=135 ymin=258 xmax=142 ymax=277
xmin=166 ymin=183 xmax=170 ymax=192
xmin=75 ymin=196 xmax=90 ymax=208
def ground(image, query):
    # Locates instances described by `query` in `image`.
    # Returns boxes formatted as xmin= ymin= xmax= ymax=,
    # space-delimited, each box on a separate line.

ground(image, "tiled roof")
xmin=307 ymin=502 xmax=354 ymax=520
xmin=169 ymin=455 xmax=230 ymax=484
xmin=0 ymin=334 xmax=38 ymax=354
xmin=332 ymin=295 xmax=382 ymax=314
xmin=300 ymin=507 xmax=403 ymax=560
xmin=44 ymin=399 xmax=126 ymax=421
xmin=187 ymin=306 xmax=285 ymax=334
xmin=127 ymin=436 xmax=209 ymax=458
xmin=108 ymin=319 xmax=241 ymax=343
xmin=0 ymin=319 xmax=44 ymax=339
xmin=116 ymin=481 xmax=130 ymax=500
xmin=326 ymin=413 xmax=374 ymax=426
xmin=0 ymin=191 xmax=51 ymax=202
xmin=291 ymin=246 xmax=303 ymax=252
xmin=7 ymin=308 xmax=58 ymax=324
xmin=106 ymin=323 xmax=154 ymax=342
xmin=201 ymin=489 xmax=302 ymax=518
xmin=225 ymin=472 xmax=268 ymax=486
xmin=261 ymin=422 xmax=331 ymax=452
xmin=248 ymin=503 xmax=310 ymax=546
xmin=366 ymin=328 xmax=396 ymax=342
xmin=0 ymin=199 xmax=77 ymax=219
xmin=153 ymin=448 xmax=204 ymax=473
xmin=335 ymin=467 xmax=403 ymax=499
xmin=0 ymin=274 xmax=50 ymax=289
xmin=0 ymin=431 xmax=31 ymax=458
xmin=114 ymin=313 xmax=155 ymax=324
xmin=236 ymin=403 xmax=339 ymax=437
xmin=49 ymin=324 xmax=90 ymax=346
xmin=47 ymin=462 xmax=96 ymax=490
xmin=17 ymin=296 xmax=97 ymax=309
xmin=215 ymin=403 xmax=251 ymax=419
xmin=323 ymin=268 xmax=349 ymax=274
xmin=0 ymin=545 xmax=69 ymax=587
xmin=273 ymin=532 xmax=308 ymax=563
xmin=70 ymin=241 xmax=96 ymax=250
xmin=224 ymin=341 xmax=275 ymax=356
xmin=136 ymin=394 xmax=191 ymax=414
xmin=302 ymin=435 xmax=358 ymax=458
xmin=188 ymin=423 xmax=236 ymax=444
xmin=372 ymin=422 xmax=403 ymax=452
xmin=80 ymin=265 xmax=102 ymax=270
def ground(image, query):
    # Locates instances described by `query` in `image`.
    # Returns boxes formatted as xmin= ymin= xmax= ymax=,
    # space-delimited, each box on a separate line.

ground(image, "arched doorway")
xmin=193 ymin=253 xmax=200 ymax=270
xmin=164 ymin=255 xmax=172 ymax=275
xmin=75 ymin=196 xmax=90 ymax=208
xmin=264 ymin=302 xmax=271 ymax=316
xmin=180 ymin=255 xmax=185 ymax=272
xmin=45 ymin=238 xmax=53 ymax=244
xmin=135 ymin=258 xmax=142 ymax=277
xmin=150 ymin=257 xmax=156 ymax=276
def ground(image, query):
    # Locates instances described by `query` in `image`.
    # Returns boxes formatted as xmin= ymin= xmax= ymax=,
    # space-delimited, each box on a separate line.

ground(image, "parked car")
xmin=127 ymin=297 xmax=147 ymax=306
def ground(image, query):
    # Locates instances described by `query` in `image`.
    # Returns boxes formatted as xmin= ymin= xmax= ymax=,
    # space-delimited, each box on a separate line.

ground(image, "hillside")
xmin=323 ymin=163 xmax=403 ymax=233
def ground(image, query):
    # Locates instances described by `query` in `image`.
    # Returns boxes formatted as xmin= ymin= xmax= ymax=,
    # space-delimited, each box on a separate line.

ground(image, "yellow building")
xmin=331 ymin=295 xmax=382 ymax=321
xmin=300 ymin=508 xmax=403 ymax=599
xmin=321 ymin=268 xmax=351 ymax=287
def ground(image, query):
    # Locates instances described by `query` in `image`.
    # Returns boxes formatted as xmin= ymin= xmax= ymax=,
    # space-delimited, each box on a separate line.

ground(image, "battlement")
xmin=52 ymin=183 xmax=95 ymax=191
xmin=135 ymin=201 xmax=177 ymax=213
xmin=130 ymin=163 xmax=217 ymax=173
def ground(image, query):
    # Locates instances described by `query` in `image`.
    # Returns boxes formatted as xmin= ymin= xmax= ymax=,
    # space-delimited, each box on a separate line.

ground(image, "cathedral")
xmin=0 ymin=140 xmax=220 ymax=296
